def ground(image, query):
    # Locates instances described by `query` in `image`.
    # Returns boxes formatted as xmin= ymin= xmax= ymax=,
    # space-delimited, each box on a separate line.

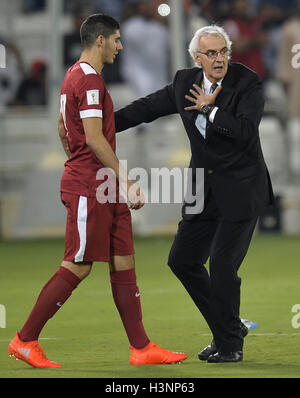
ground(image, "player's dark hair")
xmin=80 ymin=13 xmax=120 ymax=48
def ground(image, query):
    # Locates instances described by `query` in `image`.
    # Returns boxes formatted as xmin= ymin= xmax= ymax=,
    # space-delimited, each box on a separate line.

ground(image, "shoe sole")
xmin=130 ymin=360 xmax=185 ymax=366
xmin=130 ymin=355 xmax=187 ymax=365
xmin=207 ymin=358 xmax=243 ymax=363
xmin=207 ymin=354 xmax=243 ymax=363
xmin=198 ymin=354 xmax=213 ymax=361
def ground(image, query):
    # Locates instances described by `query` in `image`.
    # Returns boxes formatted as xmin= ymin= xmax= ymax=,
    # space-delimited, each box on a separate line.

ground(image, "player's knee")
xmin=77 ymin=265 xmax=92 ymax=279
xmin=61 ymin=261 xmax=92 ymax=280
xmin=109 ymin=255 xmax=135 ymax=272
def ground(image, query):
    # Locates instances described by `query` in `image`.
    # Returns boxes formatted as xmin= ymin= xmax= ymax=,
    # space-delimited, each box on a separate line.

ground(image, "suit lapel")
xmin=214 ymin=64 xmax=235 ymax=109
xmin=184 ymin=69 xmax=204 ymax=125
xmin=214 ymin=86 xmax=235 ymax=109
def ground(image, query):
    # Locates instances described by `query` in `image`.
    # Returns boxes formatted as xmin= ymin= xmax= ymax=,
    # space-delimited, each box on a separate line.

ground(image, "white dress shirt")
xmin=195 ymin=73 xmax=222 ymax=138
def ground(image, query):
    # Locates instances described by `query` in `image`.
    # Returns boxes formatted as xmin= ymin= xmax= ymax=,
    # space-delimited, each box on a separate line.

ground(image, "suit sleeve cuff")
xmin=209 ymin=106 xmax=218 ymax=123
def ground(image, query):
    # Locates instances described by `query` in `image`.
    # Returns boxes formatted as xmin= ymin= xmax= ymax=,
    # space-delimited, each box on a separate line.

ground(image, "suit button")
xmin=208 ymin=169 xmax=213 ymax=174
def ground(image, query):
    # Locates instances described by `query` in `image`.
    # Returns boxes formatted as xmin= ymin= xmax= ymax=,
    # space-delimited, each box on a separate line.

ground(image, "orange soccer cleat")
xmin=129 ymin=341 xmax=187 ymax=365
xmin=8 ymin=332 xmax=61 ymax=368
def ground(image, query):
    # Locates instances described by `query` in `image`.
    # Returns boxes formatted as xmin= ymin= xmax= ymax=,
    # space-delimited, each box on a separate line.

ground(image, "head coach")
xmin=114 ymin=25 xmax=274 ymax=363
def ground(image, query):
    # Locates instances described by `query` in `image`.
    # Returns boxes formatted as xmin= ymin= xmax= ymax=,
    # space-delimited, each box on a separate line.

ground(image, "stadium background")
xmin=0 ymin=0 xmax=299 ymax=239
xmin=0 ymin=0 xmax=300 ymax=379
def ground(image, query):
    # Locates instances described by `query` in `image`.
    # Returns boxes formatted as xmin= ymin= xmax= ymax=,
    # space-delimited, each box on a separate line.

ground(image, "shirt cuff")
xmin=209 ymin=106 xmax=218 ymax=123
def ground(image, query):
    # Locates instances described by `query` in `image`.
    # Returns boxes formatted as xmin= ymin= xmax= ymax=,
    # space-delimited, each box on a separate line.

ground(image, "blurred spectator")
xmin=92 ymin=0 xmax=130 ymax=21
xmin=0 ymin=35 xmax=25 ymax=112
xmin=278 ymin=0 xmax=300 ymax=118
xmin=63 ymin=9 xmax=88 ymax=71
xmin=189 ymin=0 xmax=221 ymax=37
xmin=278 ymin=0 xmax=300 ymax=175
xmin=222 ymin=0 xmax=268 ymax=77
xmin=10 ymin=59 xmax=47 ymax=107
xmin=92 ymin=1 xmax=136 ymax=83
xmin=64 ymin=0 xmax=93 ymax=14
xmin=22 ymin=0 xmax=46 ymax=13
xmin=260 ymin=0 xmax=295 ymax=12
xmin=259 ymin=1 xmax=286 ymax=79
xmin=206 ymin=0 xmax=235 ymax=20
xmin=63 ymin=6 xmax=122 ymax=82
xmin=120 ymin=1 xmax=169 ymax=97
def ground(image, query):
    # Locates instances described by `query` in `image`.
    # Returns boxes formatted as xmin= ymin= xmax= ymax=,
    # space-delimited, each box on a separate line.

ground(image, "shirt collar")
xmin=203 ymin=72 xmax=223 ymax=93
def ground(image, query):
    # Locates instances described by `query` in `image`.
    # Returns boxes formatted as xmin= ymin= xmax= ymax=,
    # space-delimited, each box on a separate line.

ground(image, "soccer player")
xmin=8 ymin=13 xmax=187 ymax=368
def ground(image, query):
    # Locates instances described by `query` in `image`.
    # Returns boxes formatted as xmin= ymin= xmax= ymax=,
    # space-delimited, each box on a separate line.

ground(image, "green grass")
xmin=0 ymin=235 xmax=300 ymax=379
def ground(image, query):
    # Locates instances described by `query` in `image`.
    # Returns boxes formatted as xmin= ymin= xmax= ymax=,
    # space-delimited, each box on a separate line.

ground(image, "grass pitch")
xmin=0 ymin=234 xmax=300 ymax=379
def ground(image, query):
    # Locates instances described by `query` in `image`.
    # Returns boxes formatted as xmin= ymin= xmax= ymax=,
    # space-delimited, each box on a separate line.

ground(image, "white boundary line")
xmin=1 ymin=333 xmax=300 ymax=343
xmin=0 ymin=337 xmax=63 ymax=343
xmin=199 ymin=333 xmax=300 ymax=336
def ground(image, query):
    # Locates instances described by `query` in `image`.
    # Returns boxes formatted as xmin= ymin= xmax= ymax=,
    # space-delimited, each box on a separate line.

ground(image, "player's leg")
xmin=17 ymin=261 xmax=91 ymax=343
xmin=109 ymin=254 xmax=187 ymax=365
xmin=61 ymin=260 xmax=92 ymax=279
xmin=8 ymin=260 xmax=91 ymax=368
xmin=109 ymin=254 xmax=150 ymax=349
xmin=109 ymin=203 xmax=187 ymax=365
xmin=8 ymin=193 xmax=93 ymax=367
xmin=17 ymin=193 xmax=93 ymax=343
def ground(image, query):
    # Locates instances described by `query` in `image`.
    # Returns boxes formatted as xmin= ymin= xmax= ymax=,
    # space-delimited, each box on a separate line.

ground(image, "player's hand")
xmin=184 ymin=83 xmax=222 ymax=111
xmin=127 ymin=181 xmax=145 ymax=210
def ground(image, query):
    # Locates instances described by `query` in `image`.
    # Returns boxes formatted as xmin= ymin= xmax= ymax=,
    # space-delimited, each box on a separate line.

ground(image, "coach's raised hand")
xmin=184 ymin=83 xmax=222 ymax=112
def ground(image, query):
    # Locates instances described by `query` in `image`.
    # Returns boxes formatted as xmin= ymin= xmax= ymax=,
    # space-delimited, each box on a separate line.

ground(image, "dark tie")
xmin=210 ymin=83 xmax=218 ymax=93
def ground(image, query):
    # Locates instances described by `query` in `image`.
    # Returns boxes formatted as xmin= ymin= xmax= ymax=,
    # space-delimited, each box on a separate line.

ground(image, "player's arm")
xmin=114 ymin=81 xmax=177 ymax=133
xmin=58 ymin=113 xmax=71 ymax=158
xmin=82 ymin=117 xmax=144 ymax=210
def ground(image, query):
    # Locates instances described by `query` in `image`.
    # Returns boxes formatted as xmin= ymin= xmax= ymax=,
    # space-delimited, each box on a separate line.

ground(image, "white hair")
xmin=188 ymin=25 xmax=232 ymax=67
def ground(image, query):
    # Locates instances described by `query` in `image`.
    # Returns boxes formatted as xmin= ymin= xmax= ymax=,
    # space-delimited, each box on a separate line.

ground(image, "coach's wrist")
xmin=200 ymin=103 xmax=215 ymax=117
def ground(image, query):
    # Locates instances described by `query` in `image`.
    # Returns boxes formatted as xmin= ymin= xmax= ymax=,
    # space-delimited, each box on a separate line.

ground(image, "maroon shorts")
xmin=61 ymin=192 xmax=135 ymax=263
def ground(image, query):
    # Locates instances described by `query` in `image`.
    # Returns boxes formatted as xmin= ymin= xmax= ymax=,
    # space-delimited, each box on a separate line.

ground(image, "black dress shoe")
xmin=207 ymin=350 xmax=243 ymax=363
xmin=198 ymin=323 xmax=248 ymax=361
xmin=198 ymin=340 xmax=217 ymax=361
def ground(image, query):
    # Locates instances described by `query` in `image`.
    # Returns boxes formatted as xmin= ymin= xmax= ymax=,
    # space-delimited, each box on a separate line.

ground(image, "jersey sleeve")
xmin=75 ymin=73 xmax=105 ymax=119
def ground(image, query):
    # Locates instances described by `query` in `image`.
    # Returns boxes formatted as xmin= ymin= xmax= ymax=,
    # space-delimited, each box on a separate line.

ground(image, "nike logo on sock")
xmin=56 ymin=302 xmax=63 ymax=307
xmin=135 ymin=292 xmax=140 ymax=297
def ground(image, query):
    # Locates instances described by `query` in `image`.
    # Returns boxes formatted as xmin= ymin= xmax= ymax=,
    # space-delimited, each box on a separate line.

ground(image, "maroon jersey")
xmin=60 ymin=61 xmax=115 ymax=197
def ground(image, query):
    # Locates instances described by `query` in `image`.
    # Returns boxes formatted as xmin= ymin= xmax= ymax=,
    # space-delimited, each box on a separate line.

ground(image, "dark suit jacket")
xmin=114 ymin=63 xmax=274 ymax=221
